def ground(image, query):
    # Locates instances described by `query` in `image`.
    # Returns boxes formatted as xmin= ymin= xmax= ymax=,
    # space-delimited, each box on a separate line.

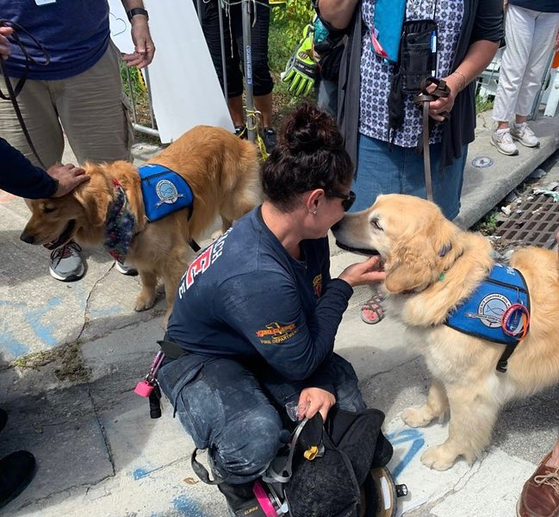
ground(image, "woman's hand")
xmin=338 ymin=255 xmax=386 ymax=287
xmin=427 ymin=76 xmax=460 ymax=122
xmin=298 ymin=387 xmax=336 ymax=422
xmin=47 ymin=163 xmax=90 ymax=197
xmin=0 ymin=26 xmax=13 ymax=60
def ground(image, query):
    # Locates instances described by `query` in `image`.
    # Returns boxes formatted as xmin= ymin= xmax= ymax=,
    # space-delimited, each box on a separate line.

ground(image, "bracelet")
xmin=451 ymin=70 xmax=467 ymax=91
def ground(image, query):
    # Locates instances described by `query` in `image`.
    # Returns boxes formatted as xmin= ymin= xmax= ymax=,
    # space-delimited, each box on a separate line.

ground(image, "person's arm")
xmin=120 ymin=0 xmax=155 ymax=69
xmin=218 ymin=256 xmax=384 ymax=381
xmin=428 ymin=0 xmax=503 ymax=121
xmin=0 ymin=138 xmax=88 ymax=198
xmin=316 ymin=0 xmax=359 ymax=30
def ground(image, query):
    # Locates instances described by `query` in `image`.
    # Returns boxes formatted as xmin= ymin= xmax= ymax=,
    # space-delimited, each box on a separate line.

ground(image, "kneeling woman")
xmin=157 ymin=104 xmax=385 ymax=512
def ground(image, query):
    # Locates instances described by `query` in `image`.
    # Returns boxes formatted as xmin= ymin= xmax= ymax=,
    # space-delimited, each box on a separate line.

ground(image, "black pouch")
xmin=399 ymin=19 xmax=438 ymax=94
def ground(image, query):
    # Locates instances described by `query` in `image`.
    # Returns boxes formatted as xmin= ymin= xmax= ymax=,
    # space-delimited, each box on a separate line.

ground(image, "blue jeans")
xmin=352 ymin=133 xmax=467 ymax=219
xmin=157 ymin=353 xmax=365 ymax=484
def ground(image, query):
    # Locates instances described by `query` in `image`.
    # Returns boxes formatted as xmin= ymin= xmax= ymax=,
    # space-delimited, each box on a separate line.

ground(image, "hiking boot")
xmin=49 ymin=241 xmax=85 ymax=282
xmin=234 ymin=125 xmax=247 ymax=139
xmin=491 ymin=128 xmax=519 ymax=156
xmin=511 ymin=122 xmax=540 ymax=148
xmin=114 ymin=261 xmax=138 ymax=276
xmin=263 ymin=127 xmax=278 ymax=153
xmin=517 ymin=450 xmax=559 ymax=517
xmin=0 ymin=451 xmax=36 ymax=509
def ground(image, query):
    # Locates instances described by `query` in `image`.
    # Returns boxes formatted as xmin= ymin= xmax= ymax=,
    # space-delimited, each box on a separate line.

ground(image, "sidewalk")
xmin=0 ymin=112 xmax=558 ymax=517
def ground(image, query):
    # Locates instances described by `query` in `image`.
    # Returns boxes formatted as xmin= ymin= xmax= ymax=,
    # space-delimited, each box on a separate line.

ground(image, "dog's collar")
xmin=103 ymin=179 xmax=136 ymax=263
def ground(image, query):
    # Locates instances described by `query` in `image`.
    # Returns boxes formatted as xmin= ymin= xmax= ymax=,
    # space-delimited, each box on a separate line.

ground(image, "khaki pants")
xmin=0 ymin=41 xmax=133 ymax=169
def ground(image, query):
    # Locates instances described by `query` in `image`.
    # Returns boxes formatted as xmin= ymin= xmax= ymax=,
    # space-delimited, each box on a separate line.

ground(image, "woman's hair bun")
xmin=281 ymin=103 xmax=343 ymax=154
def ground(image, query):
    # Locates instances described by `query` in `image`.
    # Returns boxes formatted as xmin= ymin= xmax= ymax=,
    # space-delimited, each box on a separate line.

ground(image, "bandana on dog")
xmin=103 ymin=179 xmax=136 ymax=264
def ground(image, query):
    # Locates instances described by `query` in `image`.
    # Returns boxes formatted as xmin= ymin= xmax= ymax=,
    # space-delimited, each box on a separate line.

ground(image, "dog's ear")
xmin=385 ymin=239 xmax=437 ymax=293
xmin=72 ymin=166 xmax=113 ymax=227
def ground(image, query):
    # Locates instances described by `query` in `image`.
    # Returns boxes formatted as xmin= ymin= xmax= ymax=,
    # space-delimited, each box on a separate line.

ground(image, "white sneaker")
xmin=510 ymin=122 xmax=540 ymax=148
xmin=114 ymin=261 xmax=138 ymax=276
xmin=491 ymin=128 xmax=519 ymax=156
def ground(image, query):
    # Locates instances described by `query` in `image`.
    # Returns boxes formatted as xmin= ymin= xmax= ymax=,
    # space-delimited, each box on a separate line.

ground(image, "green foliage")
xmin=272 ymin=0 xmax=315 ymax=51
xmin=475 ymin=94 xmax=494 ymax=114
xmin=473 ymin=210 xmax=499 ymax=235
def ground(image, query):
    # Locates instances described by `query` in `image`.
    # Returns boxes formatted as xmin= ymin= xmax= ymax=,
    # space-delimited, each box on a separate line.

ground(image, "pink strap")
xmin=252 ymin=480 xmax=277 ymax=517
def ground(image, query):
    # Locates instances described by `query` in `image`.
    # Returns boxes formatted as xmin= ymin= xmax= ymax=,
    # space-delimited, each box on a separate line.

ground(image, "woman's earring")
xmin=313 ymin=210 xmax=317 ymax=215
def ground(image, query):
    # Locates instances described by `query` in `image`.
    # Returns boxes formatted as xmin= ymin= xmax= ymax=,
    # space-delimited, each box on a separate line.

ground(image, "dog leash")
xmin=413 ymin=77 xmax=451 ymax=202
xmin=0 ymin=19 xmax=50 ymax=169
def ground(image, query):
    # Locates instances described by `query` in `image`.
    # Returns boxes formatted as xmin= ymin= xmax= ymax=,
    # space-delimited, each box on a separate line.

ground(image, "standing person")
xmin=316 ymin=0 xmax=503 ymax=325
xmin=0 ymin=0 xmax=155 ymax=282
xmin=0 ymin=136 xmax=90 ymax=510
xmin=491 ymin=1 xmax=559 ymax=156
xmin=194 ymin=0 xmax=278 ymax=152
xmin=156 ymin=104 xmax=386 ymax=515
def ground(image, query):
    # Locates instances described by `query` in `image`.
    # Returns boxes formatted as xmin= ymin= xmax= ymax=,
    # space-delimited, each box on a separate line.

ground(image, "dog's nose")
xmin=20 ymin=233 xmax=35 ymax=244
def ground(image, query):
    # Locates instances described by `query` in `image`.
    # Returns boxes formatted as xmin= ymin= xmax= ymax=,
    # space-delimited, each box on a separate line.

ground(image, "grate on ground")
xmin=494 ymin=186 xmax=559 ymax=249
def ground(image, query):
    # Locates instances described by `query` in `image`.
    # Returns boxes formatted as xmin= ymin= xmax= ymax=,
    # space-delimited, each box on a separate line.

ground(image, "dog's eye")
xmin=43 ymin=207 xmax=56 ymax=214
xmin=370 ymin=218 xmax=383 ymax=231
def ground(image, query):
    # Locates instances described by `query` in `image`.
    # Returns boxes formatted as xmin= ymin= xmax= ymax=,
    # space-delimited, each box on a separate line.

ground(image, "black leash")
xmin=0 ymin=19 xmax=50 ymax=169
xmin=413 ymin=76 xmax=451 ymax=202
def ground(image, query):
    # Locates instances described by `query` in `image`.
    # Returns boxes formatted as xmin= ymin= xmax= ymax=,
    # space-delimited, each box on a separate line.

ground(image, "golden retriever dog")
xmin=21 ymin=126 xmax=261 ymax=319
xmin=333 ymin=194 xmax=559 ymax=470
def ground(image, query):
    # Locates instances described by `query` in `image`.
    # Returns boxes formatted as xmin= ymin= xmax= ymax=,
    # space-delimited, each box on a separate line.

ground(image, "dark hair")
xmin=261 ymin=103 xmax=354 ymax=211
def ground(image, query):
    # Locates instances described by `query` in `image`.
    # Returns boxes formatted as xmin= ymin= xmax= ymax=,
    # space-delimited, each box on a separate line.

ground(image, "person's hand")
xmin=298 ymin=387 xmax=336 ymax=422
xmin=427 ymin=76 xmax=458 ymax=122
xmin=47 ymin=163 xmax=90 ymax=197
xmin=281 ymin=25 xmax=317 ymax=97
xmin=338 ymin=255 xmax=386 ymax=287
xmin=123 ymin=18 xmax=155 ymax=69
xmin=0 ymin=26 xmax=13 ymax=60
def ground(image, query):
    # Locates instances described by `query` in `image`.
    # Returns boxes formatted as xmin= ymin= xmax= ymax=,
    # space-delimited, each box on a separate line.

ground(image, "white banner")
xmin=108 ymin=0 xmax=234 ymax=143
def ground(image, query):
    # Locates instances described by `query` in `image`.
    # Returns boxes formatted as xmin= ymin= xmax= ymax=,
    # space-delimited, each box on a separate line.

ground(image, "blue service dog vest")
xmin=138 ymin=164 xmax=194 ymax=222
xmin=445 ymin=263 xmax=530 ymax=348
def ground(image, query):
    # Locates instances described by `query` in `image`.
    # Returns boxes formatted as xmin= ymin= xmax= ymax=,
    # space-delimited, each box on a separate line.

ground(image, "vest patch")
xmin=138 ymin=164 xmax=194 ymax=222
xmin=445 ymin=263 xmax=530 ymax=346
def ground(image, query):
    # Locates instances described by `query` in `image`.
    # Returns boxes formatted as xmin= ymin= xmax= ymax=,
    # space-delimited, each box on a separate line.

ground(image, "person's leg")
xmin=400 ymin=142 xmax=466 ymax=221
xmin=491 ymin=5 xmax=534 ymax=155
xmin=157 ymin=355 xmax=284 ymax=487
xmin=517 ymin=437 xmax=559 ymax=517
xmin=511 ymin=12 xmax=559 ymax=147
xmin=55 ymin=41 xmax=133 ymax=164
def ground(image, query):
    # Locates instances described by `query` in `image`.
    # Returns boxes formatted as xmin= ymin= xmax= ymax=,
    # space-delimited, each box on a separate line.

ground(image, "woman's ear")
xmin=306 ymin=189 xmax=325 ymax=214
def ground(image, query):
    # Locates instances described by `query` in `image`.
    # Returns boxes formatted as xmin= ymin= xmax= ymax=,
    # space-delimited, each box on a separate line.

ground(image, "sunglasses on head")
xmin=327 ymin=190 xmax=356 ymax=212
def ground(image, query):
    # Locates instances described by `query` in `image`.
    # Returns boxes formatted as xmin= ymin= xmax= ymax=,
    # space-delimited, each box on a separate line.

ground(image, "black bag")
xmin=282 ymin=408 xmax=393 ymax=517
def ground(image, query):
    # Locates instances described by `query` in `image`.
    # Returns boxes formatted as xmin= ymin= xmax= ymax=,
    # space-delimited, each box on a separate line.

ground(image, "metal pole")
xmin=242 ymin=0 xmax=256 ymax=142
xmin=530 ymin=50 xmax=555 ymax=121
xmin=142 ymin=65 xmax=157 ymax=130
xmin=217 ymin=0 xmax=229 ymax=100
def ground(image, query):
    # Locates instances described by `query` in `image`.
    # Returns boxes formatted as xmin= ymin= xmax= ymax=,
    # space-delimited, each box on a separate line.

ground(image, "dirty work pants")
xmin=157 ymin=352 xmax=365 ymax=484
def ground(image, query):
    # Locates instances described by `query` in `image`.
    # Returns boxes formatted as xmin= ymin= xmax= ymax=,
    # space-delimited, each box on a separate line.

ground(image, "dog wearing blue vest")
xmin=333 ymin=194 xmax=559 ymax=471
xmin=21 ymin=126 xmax=261 ymax=321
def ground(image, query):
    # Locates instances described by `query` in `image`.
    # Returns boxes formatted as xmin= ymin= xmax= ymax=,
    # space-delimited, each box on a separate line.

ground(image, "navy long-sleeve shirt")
xmin=0 ymin=137 xmax=57 ymax=199
xmin=168 ymin=206 xmax=354 ymax=388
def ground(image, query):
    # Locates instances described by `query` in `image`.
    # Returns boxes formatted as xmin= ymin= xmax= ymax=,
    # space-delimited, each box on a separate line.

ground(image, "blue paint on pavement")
xmin=24 ymin=297 xmax=62 ymax=347
xmin=172 ymin=494 xmax=210 ymax=517
xmin=388 ymin=428 xmax=425 ymax=478
xmin=133 ymin=468 xmax=150 ymax=480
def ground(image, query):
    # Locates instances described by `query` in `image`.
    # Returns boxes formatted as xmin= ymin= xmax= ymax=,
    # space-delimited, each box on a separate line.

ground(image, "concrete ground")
xmin=0 ymin=110 xmax=558 ymax=517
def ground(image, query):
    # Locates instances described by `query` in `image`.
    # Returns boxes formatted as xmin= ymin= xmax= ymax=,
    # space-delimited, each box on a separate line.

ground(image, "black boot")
xmin=0 ymin=408 xmax=7 ymax=433
xmin=0 ymin=451 xmax=36 ymax=509
xmin=218 ymin=481 xmax=266 ymax=517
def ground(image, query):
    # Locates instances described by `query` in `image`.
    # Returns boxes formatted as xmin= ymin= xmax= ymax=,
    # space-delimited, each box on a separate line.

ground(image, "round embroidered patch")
xmin=477 ymin=293 xmax=510 ymax=328
xmin=156 ymin=179 xmax=180 ymax=204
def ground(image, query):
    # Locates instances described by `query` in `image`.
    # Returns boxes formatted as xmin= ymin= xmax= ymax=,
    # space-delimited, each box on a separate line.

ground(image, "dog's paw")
xmin=401 ymin=407 xmax=433 ymax=428
xmin=420 ymin=445 xmax=458 ymax=471
xmin=134 ymin=294 xmax=156 ymax=312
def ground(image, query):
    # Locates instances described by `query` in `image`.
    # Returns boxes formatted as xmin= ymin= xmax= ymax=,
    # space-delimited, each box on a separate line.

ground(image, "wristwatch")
xmin=127 ymin=7 xmax=149 ymax=22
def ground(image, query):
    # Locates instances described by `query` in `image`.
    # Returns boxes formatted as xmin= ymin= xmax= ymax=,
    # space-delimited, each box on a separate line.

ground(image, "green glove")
xmin=281 ymin=25 xmax=317 ymax=97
